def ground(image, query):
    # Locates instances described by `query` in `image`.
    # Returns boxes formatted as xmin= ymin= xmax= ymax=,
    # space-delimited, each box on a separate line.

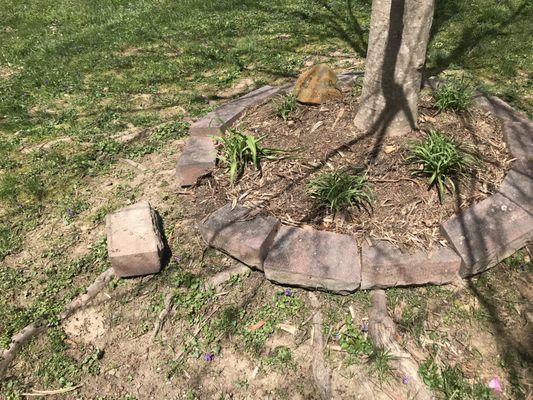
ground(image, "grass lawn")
xmin=0 ymin=0 xmax=531 ymax=398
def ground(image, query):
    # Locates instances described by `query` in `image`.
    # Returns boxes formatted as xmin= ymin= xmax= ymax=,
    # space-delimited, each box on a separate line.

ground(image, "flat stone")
xmin=199 ymin=204 xmax=280 ymax=270
xmin=360 ymin=242 xmax=461 ymax=289
xmin=441 ymin=192 xmax=533 ymax=277
xmin=263 ymin=226 xmax=360 ymax=293
xmin=473 ymin=94 xmax=529 ymax=123
xmin=503 ymin=120 xmax=533 ymax=161
xmin=189 ymin=85 xmax=280 ymax=136
xmin=294 ymin=64 xmax=342 ymax=104
xmin=106 ymin=201 xmax=165 ymax=277
xmin=498 ymin=161 xmax=533 ymax=215
xmin=175 ymin=136 xmax=217 ymax=187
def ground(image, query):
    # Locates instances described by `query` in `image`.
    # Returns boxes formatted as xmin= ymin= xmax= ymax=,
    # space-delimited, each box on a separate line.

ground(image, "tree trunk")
xmin=354 ymin=0 xmax=434 ymax=143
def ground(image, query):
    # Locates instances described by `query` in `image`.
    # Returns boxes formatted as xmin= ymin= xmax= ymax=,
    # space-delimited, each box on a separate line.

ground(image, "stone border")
xmin=176 ymin=73 xmax=533 ymax=294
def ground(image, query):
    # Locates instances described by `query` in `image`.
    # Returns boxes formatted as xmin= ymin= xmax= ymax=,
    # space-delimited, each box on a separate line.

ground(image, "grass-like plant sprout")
xmin=215 ymin=128 xmax=282 ymax=183
xmin=407 ymin=130 xmax=477 ymax=203
xmin=432 ymin=77 xmax=473 ymax=112
xmin=307 ymin=170 xmax=373 ymax=215
xmin=272 ymin=93 xmax=297 ymax=121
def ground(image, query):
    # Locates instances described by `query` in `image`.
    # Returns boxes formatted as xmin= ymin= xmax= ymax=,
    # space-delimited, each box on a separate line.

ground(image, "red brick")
xmin=360 ymin=242 xmax=461 ymax=289
xmin=175 ymin=136 xmax=217 ymax=187
xmin=502 ymin=120 xmax=533 ymax=161
xmin=263 ymin=226 xmax=360 ymax=293
xmin=106 ymin=201 xmax=165 ymax=277
xmin=199 ymin=204 xmax=280 ymax=270
xmin=441 ymin=192 xmax=533 ymax=277
xmin=189 ymin=86 xmax=280 ymax=136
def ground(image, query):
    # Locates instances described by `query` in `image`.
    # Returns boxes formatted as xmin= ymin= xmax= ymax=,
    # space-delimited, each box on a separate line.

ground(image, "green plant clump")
xmin=273 ymin=93 xmax=297 ymax=121
xmin=407 ymin=130 xmax=476 ymax=203
xmin=307 ymin=170 xmax=373 ymax=215
xmin=433 ymin=77 xmax=474 ymax=112
xmin=215 ymin=129 xmax=281 ymax=183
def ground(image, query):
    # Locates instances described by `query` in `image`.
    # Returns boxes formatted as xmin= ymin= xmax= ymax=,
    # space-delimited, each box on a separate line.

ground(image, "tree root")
xmin=369 ymin=290 xmax=434 ymax=400
xmin=151 ymin=292 xmax=174 ymax=341
xmin=309 ymin=292 xmax=332 ymax=400
xmin=0 ymin=268 xmax=116 ymax=381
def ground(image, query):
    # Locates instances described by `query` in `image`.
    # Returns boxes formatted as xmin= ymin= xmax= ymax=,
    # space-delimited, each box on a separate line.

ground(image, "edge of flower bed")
xmin=177 ymin=73 xmax=533 ymax=294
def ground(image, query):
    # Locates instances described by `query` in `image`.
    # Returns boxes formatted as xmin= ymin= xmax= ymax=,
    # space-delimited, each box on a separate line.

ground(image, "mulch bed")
xmin=194 ymin=86 xmax=511 ymax=250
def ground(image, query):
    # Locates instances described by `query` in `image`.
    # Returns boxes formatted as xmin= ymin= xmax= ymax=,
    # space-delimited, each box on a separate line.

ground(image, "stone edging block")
xmin=473 ymin=94 xmax=529 ymax=123
xmin=360 ymin=241 xmax=461 ymax=289
xmin=199 ymin=204 xmax=280 ymax=270
xmin=441 ymin=192 xmax=533 ymax=277
xmin=189 ymin=85 xmax=281 ymax=137
xmin=502 ymin=120 xmax=532 ymax=161
xmin=175 ymin=136 xmax=217 ymax=187
xmin=263 ymin=226 xmax=361 ymax=294
xmin=497 ymin=161 xmax=533 ymax=215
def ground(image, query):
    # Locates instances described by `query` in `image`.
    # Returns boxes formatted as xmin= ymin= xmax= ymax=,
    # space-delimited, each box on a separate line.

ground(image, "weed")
xmin=407 ymin=130 xmax=476 ymax=203
xmin=264 ymin=346 xmax=295 ymax=371
xmin=368 ymin=349 xmax=395 ymax=382
xmin=272 ymin=93 xmax=297 ymax=120
xmin=419 ymin=358 xmax=496 ymax=399
xmin=433 ymin=76 xmax=474 ymax=112
xmin=307 ymin=169 xmax=373 ymax=215
xmin=339 ymin=317 xmax=374 ymax=360
xmin=215 ymin=128 xmax=282 ymax=183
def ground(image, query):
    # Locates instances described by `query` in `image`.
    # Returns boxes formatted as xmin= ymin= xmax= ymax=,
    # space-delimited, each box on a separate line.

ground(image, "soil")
xmin=195 ymin=87 xmax=512 ymax=250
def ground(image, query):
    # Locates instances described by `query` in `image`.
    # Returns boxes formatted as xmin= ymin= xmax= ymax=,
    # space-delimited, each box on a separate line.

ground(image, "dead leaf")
xmin=310 ymin=121 xmax=324 ymax=134
xmin=384 ymin=145 xmax=396 ymax=154
xmin=278 ymin=323 xmax=298 ymax=335
xmin=247 ymin=320 xmax=265 ymax=331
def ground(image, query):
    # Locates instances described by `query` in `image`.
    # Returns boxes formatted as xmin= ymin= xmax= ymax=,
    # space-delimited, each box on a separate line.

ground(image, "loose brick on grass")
xmin=360 ymin=242 xmax=461 ymax=289
xmin=199 ymin=204 xmax=280 ymax=270
xmin=441 ymin=192 xmax=533 ymax=277
xmin=263 ymin=226 xmax=360 ymax=293
xmin=189 ymin=85 xmax=280 ymax=136
xmin=106 ymin=201 xmax=166 ymax=277
xmin=175 ymin=136 xmax=217 ymax=187
xmin=502 ymin=120 xmax=533 ymax=161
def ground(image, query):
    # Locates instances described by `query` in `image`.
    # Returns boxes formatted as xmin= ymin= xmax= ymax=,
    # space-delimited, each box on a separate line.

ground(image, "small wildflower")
xmin=488 ymin=376 xmax=502 ymax=393
xmin=174 ymin=255 xmax=182 ymax=265
xmin=202 ymin=353 xmax=214 ymax=362
xmin=402 ymin=376 xmax=409 ymax=385
xmin=360 ymin=321 xmax=369 ymax=333
xmin=66 ymin=208 xmax=74 ymax=218
xmin=283 ymin=288 xmax=292 ymax=297
xmin=333 ymin=332 xmax=341 ymax=341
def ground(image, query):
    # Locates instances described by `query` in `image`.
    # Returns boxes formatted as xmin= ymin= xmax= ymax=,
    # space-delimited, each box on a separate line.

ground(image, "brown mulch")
xmin=194 ymin=87 xmax=511 ymax=250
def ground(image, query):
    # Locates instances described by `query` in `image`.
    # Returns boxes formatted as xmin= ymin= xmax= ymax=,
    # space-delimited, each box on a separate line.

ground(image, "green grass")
xmin=307 ymin=169 xmax=373 ymax=215
xmin=407 ymin=130 xmax=477 ymax=203
xmin=215 ymin=128 xmax=282 ymax=183
xmin=433 ymin=76 xmax=474 ymax=112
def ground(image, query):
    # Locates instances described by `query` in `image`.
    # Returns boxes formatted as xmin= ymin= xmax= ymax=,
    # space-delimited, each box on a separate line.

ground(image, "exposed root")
xmin=151 ymin=292 xmax=174 ymax=341
xmin=204 ymin=262 xmax=250 ymax=290
xmin=369 ymin=290 xmax=434 ymax=400
xmin=0 ymin=268 xmax=116 ymax=380
xmin=309 ymin=292 xmax=332 ymax=400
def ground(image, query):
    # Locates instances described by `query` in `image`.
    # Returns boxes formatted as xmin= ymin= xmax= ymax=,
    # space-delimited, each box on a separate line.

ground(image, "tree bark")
xmin=354 ymin=0 xmax=434 ymax=143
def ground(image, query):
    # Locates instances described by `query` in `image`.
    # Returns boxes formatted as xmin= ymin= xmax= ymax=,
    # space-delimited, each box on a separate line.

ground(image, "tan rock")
xmin=294 ymin=64 xmax=342 ymax=104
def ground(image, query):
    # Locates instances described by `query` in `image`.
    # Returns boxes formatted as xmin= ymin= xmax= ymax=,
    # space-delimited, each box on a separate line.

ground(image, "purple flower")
xmin=360 ymin=321 xmax=369 ymax=333
xmin=203 ymin=353 xmax=214 ymax=362
xmin=402 ymin=376 xmax=409 ymax=385
xmin=66 ymin=208 xmax=74 ymax=218
xmin=174 ymin=255 xmax=182 ymax=265
xmin=283 ymin=288 xmax=292 ymax=297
